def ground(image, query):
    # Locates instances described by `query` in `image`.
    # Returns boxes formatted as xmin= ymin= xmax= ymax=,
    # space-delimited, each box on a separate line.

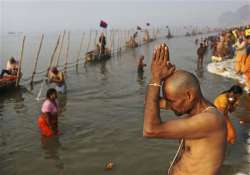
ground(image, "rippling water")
xmin=1 ymin=33 xmax=250 ymax=175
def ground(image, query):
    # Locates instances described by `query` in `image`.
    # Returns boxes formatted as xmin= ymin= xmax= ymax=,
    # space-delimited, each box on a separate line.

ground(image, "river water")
xmin=0 ymin=33 xmax=250 ymax=175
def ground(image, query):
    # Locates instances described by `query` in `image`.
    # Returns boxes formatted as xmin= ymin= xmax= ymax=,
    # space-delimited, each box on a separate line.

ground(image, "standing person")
xmin=214 ymin=85 xmax=243 ymax=144
xmin=197 ymin=43 xmax=205 ymax=69
xmin=143 ymin=43 xmax=226 ymax=175
xmin=234 ymin=37 xmax=247 ymax=74
xmin=38 ymin=88 xmax=60 ymax=137
xmin=241 ymin=35 xmax=250 ymax=94
xmin=98 ymin=32 xmax=106 ymax=54
xmin=0 ymin=57 xmax=19 ymax=77
xmin=48 ymin=67 xmax=66 ymax=94
xmin=137 ymin=55 xmax=147 ymax=73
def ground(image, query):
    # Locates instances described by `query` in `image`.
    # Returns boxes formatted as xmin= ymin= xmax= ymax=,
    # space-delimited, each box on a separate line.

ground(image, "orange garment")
xmin=242 ymin=54 xmax=250 ymax=89
xmin=38 ymin=114 xmax=53 ymax=137
xmin=234 ymin=41 xmax=247 ymax=73
xmin=235 ymin=54 xmax=246 ymax=73
xmin=214 ymin=93 xmax=236 ymax=144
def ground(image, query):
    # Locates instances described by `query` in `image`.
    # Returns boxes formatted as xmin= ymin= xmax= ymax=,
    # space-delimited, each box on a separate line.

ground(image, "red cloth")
xmin=100 ymin=20 xmax=108 ymax=28
xmin=38 ymin=114 xmax=53 ymax=137
xmin=0 ymin=76 xmax=17 ymax=81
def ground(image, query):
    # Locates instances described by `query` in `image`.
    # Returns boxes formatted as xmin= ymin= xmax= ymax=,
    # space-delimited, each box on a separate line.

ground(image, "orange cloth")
xmin=242 ymin=55 xmax=250 ymax=89
xmin=214 ymin=93 xmax=236 ymax=144
xmin=38 ymin=114 xmax=53 ymax=137
xmin=235 ymin=54 xmax=246 ymax=73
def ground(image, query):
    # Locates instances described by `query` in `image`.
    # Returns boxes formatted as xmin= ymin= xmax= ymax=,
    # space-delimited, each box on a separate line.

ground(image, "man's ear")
xmin=186 ymin=91 xmax=194 ymax=102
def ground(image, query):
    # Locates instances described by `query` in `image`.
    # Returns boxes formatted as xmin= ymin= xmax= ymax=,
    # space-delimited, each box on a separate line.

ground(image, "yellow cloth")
xmin=214 ymin=93 xmax=236 ymax=144
xmin=245 ymin=28 xmax=250 ymax=37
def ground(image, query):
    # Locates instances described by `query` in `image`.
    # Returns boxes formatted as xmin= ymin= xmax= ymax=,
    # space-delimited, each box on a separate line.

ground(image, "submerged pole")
xmin=47 ymin=32 xmax=61 ymax=76
xmin=76 ymin=32 xmax=85 ymax=69
xmin=55 ymin=30 xmax=66 ymax=67
xmin=30 ymin=34 xmax=44 ymax=86
xmin=64 ymin=31 xmax=70 ymax=73
xmin=16 ymin=35 xmax=26 ymax=87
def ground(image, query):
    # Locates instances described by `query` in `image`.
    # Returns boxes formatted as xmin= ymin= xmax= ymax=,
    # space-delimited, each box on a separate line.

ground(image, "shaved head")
xmin=163 ymin=70 xmax=201 ymax=96
xmin=162 ymin=70 xmax=202 ymax=115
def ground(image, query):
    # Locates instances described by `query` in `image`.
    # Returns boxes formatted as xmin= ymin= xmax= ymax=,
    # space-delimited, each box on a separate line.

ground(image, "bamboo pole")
xmin=112 ymin=30 xmax=115 ymax=55
xmin=55 ymin=30 xmax=66 ymax=67
xmin=119 ymin=30 xmax=122 ymax=53
xmin=76 ymin=32 xmax=85 ymax=69
xmin=47 ymin=33 xmax=61 ymax=76
xmin=30 ymin=34 xmax=44 ymax=85
xmin=117 ymin=30 xmax=120 ymax=55
xmin=109 ymin=29 xmax=113 ymax=53
xmin=86 ymin=30 xmax=92 ymax=53
xmin=64 ymin=31 xmax=70 ymax=73
xmin=94 ymin=30 xmax=98 ymax=51
xmin=16 ymin=35 xmax=26 ymax=87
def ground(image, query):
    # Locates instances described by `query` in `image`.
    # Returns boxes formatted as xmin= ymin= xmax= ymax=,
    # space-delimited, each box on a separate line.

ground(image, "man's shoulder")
xmin=197 ymin=108 xmax=225 ymax=128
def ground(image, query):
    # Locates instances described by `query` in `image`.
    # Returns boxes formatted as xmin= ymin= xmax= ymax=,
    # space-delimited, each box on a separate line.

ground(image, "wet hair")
xmin=51 ymin=67 xmax=59 ymax=74
xmin=222 ymin=85 xmax=243 ymax=95
xmin=46 ymin=88 xmax=57 ymax=98
xmin=10 ymin=57 xmax=16 ymax=64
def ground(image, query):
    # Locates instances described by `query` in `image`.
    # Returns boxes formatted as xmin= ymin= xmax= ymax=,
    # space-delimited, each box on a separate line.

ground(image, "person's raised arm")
xmin=143 ymin=43 xmax=175 ymax=137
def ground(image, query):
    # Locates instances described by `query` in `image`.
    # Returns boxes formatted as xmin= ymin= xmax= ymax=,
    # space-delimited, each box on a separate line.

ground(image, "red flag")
xmin=137 ymin=26 xmax=142 ymax=30
xmin=100 ymin=20 xmax=108 ymax=28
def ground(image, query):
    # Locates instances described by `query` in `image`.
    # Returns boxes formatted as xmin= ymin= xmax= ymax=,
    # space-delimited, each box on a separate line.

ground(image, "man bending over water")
xmin=143 ymin=43 xmax=226 ymax=175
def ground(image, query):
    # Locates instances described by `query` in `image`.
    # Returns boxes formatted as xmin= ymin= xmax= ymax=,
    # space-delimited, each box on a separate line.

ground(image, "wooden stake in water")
xmin=109 ymin=29 xmax=113 ymax=54
xmin=86 ymin=30 xmax=92 ymax=53
xmin=55 ymin=30 xmax=66 ymax=67
xmin=76 ymin=32 xmax=85 ymax=70
xmin=94 ymin=30 xmax=98 ymax=51
xmin=64 ymin=31 xmax=70 ymax=73
xmin=30 ymin=34 xmax=44 ymax=86
xmin=16 ymin=35 xmax=26 ymax=87
xmin=47 ymin=33 xmax=61 ymax=76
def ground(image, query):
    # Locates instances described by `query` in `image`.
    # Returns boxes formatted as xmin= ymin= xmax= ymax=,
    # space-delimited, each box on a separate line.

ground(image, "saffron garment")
xmin=241 ymin=54 xmax=250 ymax=91
xmin=214 ymin=93 xmax=236 ymax=144
xmin=38 ymin=114 xmax=53 ymax=137
xmin=234 ymin=41 xmax=247 ymax=73
xmin=38 ymin=99 xmax=59 ymax=137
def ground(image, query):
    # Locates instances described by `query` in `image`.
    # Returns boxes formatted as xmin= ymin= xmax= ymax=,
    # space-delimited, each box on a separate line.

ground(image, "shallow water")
xmin=0 ymin=33 xmax=250 ymax=175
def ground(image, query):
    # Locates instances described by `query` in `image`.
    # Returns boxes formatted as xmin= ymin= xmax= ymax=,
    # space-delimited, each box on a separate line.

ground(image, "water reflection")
xmin=58 ymin=93 xmax=67 ymax=113
xmin=41 ymin=136 xmax=64 ymax=174
xmin=0 ymin=88 xmax=26 ymax=114
xmin=100 ymin=60 xmax=108 ymax=75
xmin=195 ymin=66 xmax=204 ymax=78
xmin=137 ymin=70 xmax=145 ymax=86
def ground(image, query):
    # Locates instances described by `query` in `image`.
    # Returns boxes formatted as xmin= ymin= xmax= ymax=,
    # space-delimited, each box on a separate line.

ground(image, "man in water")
xmin=137 ymin=55 xmax=147 ymax=73
xmin=0 ymin=57 xmax=19 ymax=77
xmin=98 ymin=32 xmax=106 ymax=54
xmin=48 ymin=67 xmax=66 ymax=93
xmin=143 ymin=43 xmax=226 ymax=175
xmin=197 ymin=43 xmax=205 ymax=69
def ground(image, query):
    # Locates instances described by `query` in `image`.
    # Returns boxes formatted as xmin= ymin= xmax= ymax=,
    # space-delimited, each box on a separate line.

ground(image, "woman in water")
xmin=38 ymin=88 xmax=60 ymax=137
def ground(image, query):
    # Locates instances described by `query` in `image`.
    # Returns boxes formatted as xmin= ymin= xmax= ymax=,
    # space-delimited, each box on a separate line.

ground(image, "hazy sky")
xmin=0 ymin=0 xmax=249 ymax=32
